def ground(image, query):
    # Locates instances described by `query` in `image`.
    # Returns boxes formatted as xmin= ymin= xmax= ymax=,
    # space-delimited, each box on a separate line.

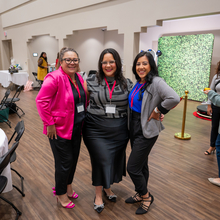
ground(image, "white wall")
xmin=65 ymin=28 xmax=124 ymax=74
xmin=66 ymin=29 xmax=104 ymax=74
xmin=0 ymin=0 xmax=111 ymax=28
xmin=0 ymin=0 xmax=31 ymax=14
xmin=27 ymin=35 xmax=58 ymax=84
xmin=104 ymin=30 xmax=124 ymax=60
xmin=1 ymin=0 xmax=220 ymax=79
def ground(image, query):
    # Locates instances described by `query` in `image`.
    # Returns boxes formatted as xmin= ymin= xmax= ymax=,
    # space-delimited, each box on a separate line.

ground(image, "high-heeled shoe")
xmin=103 ymin=189 xmax=117 ymax=202
xmin=125 ymin=192 xmax=142 ymax=203
xmin=94 ymin=197 xmax=104 ymax=213
xmin=136 ymin=193 xmax=154 ymax=215
xmin=62 ymin=201 xmax=75 ymax=209
xmin=204 ymin=147 xmax=216 ymax=155
xmin=53 ymin=192 xmax=75 ymax=209
xmin=52 ymin=187 xmax=78 ymax=199
xmin=69 ymin=192 xmax=78 ymax=199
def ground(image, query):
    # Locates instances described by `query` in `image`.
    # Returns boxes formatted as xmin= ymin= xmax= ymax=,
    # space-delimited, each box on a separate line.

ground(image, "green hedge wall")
xmin=158 ymin=34 xmax=214 ymax=101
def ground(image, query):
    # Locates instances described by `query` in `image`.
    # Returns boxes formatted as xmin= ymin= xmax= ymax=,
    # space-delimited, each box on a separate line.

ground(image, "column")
xmin=123 ymin=31 xmax=140 ymax=81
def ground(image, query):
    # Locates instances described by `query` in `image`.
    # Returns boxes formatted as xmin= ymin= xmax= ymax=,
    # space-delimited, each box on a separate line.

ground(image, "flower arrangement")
xmin=8 ymin=64 xmax=22 ymax=74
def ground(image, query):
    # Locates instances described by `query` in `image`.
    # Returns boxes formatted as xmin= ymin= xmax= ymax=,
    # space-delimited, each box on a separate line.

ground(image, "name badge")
xmin=106 ymin=104 xmax=116 ymax=114
xmin=76 ymin=103 xmax=84 ymax=113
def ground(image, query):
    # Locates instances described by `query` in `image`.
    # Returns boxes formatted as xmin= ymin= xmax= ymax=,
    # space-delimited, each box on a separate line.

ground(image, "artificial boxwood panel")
xmin=158 ymin=34 xmax=214 ymax=101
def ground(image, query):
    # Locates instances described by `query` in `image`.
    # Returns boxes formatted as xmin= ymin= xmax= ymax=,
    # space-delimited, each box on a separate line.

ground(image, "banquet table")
xmin=0 ymin=128 xmax=13 ymax=193
xmin=0 ymin=70 xmax=29 ymax=88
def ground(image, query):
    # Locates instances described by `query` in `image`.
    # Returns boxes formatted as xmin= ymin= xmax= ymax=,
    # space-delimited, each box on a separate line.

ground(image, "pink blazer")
xmin=36 ymin=66 xmax=87 ymax=140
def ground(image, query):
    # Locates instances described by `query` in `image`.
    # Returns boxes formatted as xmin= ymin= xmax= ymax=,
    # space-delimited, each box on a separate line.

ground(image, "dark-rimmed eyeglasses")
xmin=101 ymin=60 xmax=115 ymax=66
xmin=62 ymin=58 xmax=80 ymax=64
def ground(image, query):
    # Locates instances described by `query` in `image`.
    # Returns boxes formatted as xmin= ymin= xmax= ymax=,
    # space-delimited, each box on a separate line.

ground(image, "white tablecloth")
xmin=0 ymin=70 xmax=29 ymax=88
xmin=0 ymin=128 xmax=13 ymax=193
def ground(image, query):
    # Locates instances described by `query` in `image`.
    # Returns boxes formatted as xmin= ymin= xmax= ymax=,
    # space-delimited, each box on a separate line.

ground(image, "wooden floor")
xmin=0 ymin=86 xmax=219 ymax=220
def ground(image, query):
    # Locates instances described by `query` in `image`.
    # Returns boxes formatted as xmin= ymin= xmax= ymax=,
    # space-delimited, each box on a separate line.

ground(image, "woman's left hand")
xmin=148 ymin=110 xmax=160 ymax=122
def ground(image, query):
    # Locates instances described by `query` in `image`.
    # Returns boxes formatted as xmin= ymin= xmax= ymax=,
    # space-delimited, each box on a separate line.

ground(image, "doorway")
xmin=2 ymin=39 xmax=13 ymax=70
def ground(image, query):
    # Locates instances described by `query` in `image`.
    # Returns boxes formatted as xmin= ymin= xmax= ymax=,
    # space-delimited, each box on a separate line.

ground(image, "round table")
xmin=0 ymin=128 xmax=13 ymax=193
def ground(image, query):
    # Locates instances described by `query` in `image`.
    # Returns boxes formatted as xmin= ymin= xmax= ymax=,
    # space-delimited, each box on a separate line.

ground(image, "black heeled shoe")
xmin=125 ymin=192 xmax=143 ymax=203
xmin=94 ymin=197 xmax=104 ymax=213
xmin=136 ymin=193 xmax=154 ymax=215
xmin=204 ymin=147 xmax=216 ymax=155
xmin=103 ymin=189 xmax=117 ymax=202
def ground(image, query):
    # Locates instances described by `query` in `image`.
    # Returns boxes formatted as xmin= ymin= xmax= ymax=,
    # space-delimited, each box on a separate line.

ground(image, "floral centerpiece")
xmin=8 ymin=64 xmax=22 ymax=74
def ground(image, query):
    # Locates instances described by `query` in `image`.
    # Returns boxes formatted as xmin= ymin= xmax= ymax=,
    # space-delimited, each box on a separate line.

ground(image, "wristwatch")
xmin=154 ymin=107 xmax=160 ymax=114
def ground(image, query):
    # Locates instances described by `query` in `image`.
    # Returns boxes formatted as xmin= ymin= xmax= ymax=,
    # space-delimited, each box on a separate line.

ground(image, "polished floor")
xmin=0 ymin=86 xmax=219 ymax=220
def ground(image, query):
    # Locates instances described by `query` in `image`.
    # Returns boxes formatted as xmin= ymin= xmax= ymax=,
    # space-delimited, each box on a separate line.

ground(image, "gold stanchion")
xmin=174 ymin=90 xmax=191 ymax=140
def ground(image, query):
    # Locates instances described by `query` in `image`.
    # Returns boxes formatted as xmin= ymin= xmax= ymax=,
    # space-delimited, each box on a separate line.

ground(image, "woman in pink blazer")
xmin=36 ymin=47 xmax=87 ymax=209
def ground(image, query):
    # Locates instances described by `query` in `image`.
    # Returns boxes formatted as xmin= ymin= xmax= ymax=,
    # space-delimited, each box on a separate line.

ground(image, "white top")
xmin=0 ymin=70 xmax=29 ymax=88
xmin=0 ymin=128 xmax=13 ymax=193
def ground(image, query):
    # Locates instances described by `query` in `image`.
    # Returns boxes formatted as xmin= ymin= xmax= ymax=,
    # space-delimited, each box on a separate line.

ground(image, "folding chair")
xmin=32 ymin=72 xmax=43 ymax=89
xmin=0 ymin=90 xmax=11 ymax=128
xmin=5 ymin=86 xmax=25 ymax=118
xmin=0 ymin=141 xmax=22 ymax=219
xmin=8 ymin=120 xmax=25 ymax=197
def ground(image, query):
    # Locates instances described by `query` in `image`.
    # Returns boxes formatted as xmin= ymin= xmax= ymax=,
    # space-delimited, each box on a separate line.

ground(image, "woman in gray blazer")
xmin=125 ymin=51 xmax=180 ymax=215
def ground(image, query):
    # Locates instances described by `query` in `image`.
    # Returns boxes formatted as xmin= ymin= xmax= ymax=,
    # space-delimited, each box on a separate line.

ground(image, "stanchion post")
xmin=174 ymin=90 xmax=191 ymax=140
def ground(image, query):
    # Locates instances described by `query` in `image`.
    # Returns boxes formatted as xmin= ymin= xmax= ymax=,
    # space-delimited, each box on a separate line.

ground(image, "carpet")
xmin=193 ymin=111 xmax=211 ymax=121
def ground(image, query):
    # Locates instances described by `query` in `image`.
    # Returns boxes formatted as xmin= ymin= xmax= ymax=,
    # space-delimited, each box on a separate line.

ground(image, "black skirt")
xmin=83 ymin=113 xmax=129 ymax=188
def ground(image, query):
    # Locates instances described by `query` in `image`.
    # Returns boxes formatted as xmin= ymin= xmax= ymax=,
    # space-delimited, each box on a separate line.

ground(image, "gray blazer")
xmin=140 ymin=77 xmax=180 ymax=138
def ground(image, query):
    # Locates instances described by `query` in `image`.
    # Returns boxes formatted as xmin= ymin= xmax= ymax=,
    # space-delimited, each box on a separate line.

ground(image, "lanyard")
xmin=130 ymin=82 xmax=146 ymax=108
xmin=104 ymin=77 xmax=116 ymax=100
xmin=65 ymin=73 xmax=81 ymax=99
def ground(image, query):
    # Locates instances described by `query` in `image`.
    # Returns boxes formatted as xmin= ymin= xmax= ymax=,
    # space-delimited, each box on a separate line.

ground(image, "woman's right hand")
xmin=207 ymin=105 xmax=212 ymax=116
xmin=47 ymin=124 xmax=57 ymax=139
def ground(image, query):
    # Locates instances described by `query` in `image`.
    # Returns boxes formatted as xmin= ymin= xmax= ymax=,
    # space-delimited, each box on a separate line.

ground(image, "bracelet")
xmin=154 ymin=107 xmax=160 ymax=114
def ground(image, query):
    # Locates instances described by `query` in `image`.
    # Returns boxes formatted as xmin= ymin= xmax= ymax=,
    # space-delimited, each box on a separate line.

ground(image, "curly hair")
xmin=56 ymin=47 xmax=80 ymax=70
xmin=97 ymin=48 xmax=127 ymax=90
xmin=132 ymin=51 xmax=159 ymax=99
xmin=59 ymin=47 xmax=79 ymax=61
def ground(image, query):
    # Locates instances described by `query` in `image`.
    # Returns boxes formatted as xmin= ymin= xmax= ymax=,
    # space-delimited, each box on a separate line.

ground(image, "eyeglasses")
xmin=62 ymin=58 xmax=80 ymax=64
xmin=101 ymin=60 xmax=116 ymax=66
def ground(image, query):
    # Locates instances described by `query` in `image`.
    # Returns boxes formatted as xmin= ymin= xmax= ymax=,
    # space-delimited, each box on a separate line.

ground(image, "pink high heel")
xmin=52 ymin=187 xmax=78 ymax=199
xmin=69 ymin=192 xmax=78 ymax=199
xmin=63 ymin=202 xmax=75 ymax=209
xmin=52 ymin=189 xmax=75 ymax=209
xmin=57 ymin=199 xmax=75 ymax=209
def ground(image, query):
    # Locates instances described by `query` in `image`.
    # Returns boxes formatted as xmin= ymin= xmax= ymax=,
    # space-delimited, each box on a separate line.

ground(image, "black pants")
xmin=210 ymin=104 xmax=220 ymax=147
xmin=49 ymin=123 xmax=82 ymax=195
xmin=127 ymin=111 xmax=158 ymax=196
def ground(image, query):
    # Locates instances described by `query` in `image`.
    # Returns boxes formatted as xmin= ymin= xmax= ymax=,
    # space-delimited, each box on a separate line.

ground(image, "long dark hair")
xmin=216 ymin=61 xmax=220 ymax=77
xmin=97 ymin=48 xmax=127 ymax=90
xmin=132 ymin=51 xmax=159 ymax=99
xmin=39 ymin=52 xmax=47 ymax=62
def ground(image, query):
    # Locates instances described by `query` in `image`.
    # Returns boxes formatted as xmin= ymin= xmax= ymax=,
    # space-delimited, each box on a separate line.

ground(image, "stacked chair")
xmin=5 ymin=86 xmax=25 ymax=118
xmin=0 ymin=90 xmax=11 ymax=128
xmin=0 ymin=141 xmax=22 ymax=219
xmin=8 ymin=120 xmax=25 ymax=197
